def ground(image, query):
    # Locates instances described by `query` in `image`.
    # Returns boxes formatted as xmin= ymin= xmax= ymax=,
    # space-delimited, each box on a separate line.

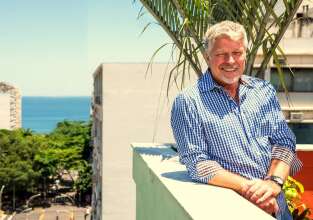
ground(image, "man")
xmin=171 ymin=20 xmax=302 ymax=219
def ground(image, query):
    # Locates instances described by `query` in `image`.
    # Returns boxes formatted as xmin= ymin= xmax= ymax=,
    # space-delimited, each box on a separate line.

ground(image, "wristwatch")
xmin=264 ymin=175 xmax=284 ymax=188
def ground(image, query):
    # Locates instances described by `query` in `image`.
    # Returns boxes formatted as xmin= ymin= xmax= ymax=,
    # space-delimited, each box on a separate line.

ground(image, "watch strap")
xmin=264 ymin=175 xmax=284 ymax=188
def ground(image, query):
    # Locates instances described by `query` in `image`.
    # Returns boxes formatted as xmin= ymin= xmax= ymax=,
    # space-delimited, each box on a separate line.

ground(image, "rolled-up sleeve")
xmin=268 ymin=86 xmax=302 ymax=175
xmin=171 ymin=94 xmax=223 ymax=183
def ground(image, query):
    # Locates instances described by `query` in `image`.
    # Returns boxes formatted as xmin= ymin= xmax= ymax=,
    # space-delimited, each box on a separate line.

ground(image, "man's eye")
xmin=233 ymin=51 xmax=242 ymax=56
xmin=215 ymin=53 xmax=225 ymax=57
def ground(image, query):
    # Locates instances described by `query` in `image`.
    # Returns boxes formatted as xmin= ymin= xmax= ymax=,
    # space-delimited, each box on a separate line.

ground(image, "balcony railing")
xmin=132 ymin=143 xmax=276 ymax=220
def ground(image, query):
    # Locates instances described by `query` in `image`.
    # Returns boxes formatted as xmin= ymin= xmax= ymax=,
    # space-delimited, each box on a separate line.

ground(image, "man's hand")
xmin=208 ymin=170 xmax=281 ymax=215
xmin=258 ymin=197 xmax=279 ymax=215
xmin=240 ymin=179 xmax=281 ymax=214
xmin=241 ymin=179 xmax=281 ymax=203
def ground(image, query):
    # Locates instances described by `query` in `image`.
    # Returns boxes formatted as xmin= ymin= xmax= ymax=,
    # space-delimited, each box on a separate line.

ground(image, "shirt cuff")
xmin=196 ymin=160 xmax=224 ymax=181
xmin=290 ymin=157 xmax=303 ymax=176
xmin=271 ymin=145 xmax=294 ymax=165
xmin=271 ymin=145 xmax=303 ymax=176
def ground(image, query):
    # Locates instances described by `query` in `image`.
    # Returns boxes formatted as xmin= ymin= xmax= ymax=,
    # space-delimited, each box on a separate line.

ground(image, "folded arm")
xmin=171 ymin=93 xmax=282 ymax=215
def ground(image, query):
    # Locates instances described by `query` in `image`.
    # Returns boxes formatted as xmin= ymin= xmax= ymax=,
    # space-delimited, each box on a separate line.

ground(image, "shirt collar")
xmin=199 ymin=69 xmax=254 ymax=93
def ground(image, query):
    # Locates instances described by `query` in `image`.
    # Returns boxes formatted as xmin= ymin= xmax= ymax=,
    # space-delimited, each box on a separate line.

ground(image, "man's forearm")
xmin=208 ymin=169 xmax=249 ymax=193
xmin=240 ymin=159 xmax=290 ymax=209
xmin=242 ymin=159 xmax=289 ymax=204
xmin=207 ymin=159 xmax=290 ymax=193
xmin=267 ymin=159 xmax=290 ymax=181
xmin=208 ymin=167 xmax=279 ymax=214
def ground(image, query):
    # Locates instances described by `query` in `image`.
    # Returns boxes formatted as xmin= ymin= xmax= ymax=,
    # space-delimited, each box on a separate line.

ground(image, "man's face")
xmin=207 ymin=36 xmax=246 ymax=87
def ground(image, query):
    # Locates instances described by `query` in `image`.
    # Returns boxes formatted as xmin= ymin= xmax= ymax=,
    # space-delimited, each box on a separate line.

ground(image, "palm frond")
xmin=139 ymin=0 xmax=202 ymax=77
xmin=137 ymin=0 xmax=303 ymax=91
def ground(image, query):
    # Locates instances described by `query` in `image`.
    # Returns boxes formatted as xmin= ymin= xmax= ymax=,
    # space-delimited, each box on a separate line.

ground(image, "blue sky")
xmin=0 ymin=0 xmax=171 ymax=96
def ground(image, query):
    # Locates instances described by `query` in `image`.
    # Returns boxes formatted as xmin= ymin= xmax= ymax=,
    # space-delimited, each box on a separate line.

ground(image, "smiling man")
xmin=171 ymin=20 xmax=302 ymax=220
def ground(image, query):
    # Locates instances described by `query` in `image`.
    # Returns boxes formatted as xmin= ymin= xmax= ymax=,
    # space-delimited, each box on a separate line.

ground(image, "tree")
xmin=0 ymin=129 xmax=40 ymax=192
xmin=74 ymin=161 xmax=92 ymax=205
xmin=34 ymin=121 xmax=92 ymax=193
xmin=0 ymin=129 xmax=42 ymax=209
xmin=49 ymin=121 xmax=92 ymax=205
xmin=50 ymin=120 xmax=92 ymax=161
xmin=136 ymin=0 xmax=302 ymax=90
xmin=0 ymin=121 xmax=93 ymax=210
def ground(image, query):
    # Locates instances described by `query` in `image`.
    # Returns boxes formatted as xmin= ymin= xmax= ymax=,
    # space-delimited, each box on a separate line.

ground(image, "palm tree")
xmin=136 ymin=0 xmax=303 ymax=90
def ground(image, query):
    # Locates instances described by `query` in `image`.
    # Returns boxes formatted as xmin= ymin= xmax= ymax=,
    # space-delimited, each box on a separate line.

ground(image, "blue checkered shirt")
xmin=171 ymin=72 xmax=301 ymax=219
xmin=171 ymin=70 xmax=302 ymax=218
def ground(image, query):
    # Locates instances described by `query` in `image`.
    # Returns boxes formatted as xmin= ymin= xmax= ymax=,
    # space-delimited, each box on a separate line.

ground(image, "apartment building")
xmin=0 ymin=82 xmax=21 ymax=130
xmin=91 ymin=63 xmax=186 ymax=220
xmin=254 ymin=1 xmax=313 ymax=143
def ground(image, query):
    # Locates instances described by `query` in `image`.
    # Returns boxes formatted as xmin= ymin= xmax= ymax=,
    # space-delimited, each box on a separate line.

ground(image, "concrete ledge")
xmin=132 ymin=143 xmax=275 ymax=220
xmin=296 ymin=144 xmax=313 ymax=151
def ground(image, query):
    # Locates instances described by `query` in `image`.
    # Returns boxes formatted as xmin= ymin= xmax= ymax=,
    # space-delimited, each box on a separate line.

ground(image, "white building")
xmin=91 ymin=63 xmax=188 ymax=220
xmin=254 ymin=1 xmax=313 ymax=143
xmin=0 ymin=82 xmax=21 ymax=130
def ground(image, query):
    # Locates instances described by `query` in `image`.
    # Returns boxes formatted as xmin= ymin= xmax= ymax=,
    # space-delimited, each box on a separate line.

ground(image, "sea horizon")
xmin=22 ymin=96 xmax=91 ymax=133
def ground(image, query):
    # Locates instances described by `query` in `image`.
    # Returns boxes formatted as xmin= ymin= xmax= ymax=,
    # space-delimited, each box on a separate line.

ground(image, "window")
xmin=270 ymin=68 xmax=313 ymax=92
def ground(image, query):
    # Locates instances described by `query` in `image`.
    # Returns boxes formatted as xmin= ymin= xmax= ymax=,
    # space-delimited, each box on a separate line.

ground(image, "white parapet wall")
xmin=132 ymin=143 xmax=275 ymax=220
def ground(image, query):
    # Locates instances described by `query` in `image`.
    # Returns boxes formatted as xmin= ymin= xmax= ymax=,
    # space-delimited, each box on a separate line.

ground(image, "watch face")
xmin=271 ymin=176 xmax=284 ymax=186
xmin=265 ymin=175 xmax=284 ymax=187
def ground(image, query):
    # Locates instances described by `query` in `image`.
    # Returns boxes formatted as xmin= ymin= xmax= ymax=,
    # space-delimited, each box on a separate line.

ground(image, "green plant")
xmin=136 ymin=0 xmax=303 ymax=92
xmin=283 ymin=176 xmax=312 ymax=220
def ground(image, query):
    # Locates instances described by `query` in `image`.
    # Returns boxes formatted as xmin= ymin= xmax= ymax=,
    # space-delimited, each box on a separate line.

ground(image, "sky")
xmin=0 ymin=0 xmax=171 ymax=96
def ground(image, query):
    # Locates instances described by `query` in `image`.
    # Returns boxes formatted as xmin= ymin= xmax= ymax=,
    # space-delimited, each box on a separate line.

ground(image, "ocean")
xmin=22 ymin=96 xmax=91 ymax=133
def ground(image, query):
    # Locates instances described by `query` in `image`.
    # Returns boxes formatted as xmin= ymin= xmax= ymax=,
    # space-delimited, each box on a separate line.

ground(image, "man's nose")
xmin=225 ymin=54 xmax=235 ymax=63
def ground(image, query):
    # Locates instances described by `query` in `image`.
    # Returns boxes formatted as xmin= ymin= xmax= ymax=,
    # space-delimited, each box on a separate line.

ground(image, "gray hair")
xmin=203 ymin=20 xmax=248 ymax=56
